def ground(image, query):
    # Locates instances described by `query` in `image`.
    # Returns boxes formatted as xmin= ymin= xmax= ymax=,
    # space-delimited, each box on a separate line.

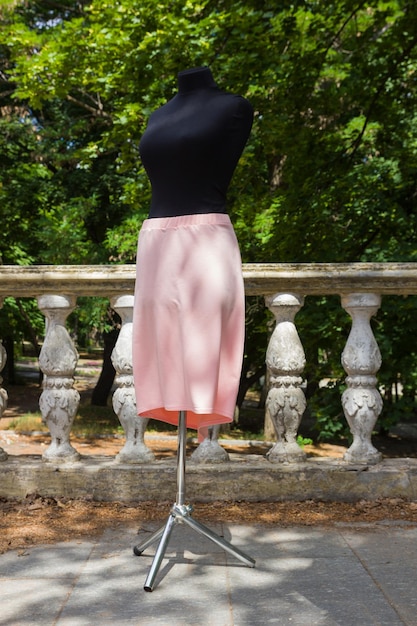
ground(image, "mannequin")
xmin=139 ymin=66 xmax=253 ymax=218
xmin=132 ymin=67 xmax=256 ymax=591
xmin=132 ymin=66 xmax=253 ymax=436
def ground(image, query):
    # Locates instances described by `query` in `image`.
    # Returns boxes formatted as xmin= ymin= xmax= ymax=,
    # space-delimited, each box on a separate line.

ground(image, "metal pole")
xmin=176 ymin=410 xmax=187 ymax=506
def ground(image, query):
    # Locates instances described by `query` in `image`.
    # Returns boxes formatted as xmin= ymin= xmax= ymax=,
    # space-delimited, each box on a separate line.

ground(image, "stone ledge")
xmin=3 ymin=263 xmax=417 ymax=297
xmin=1 ymin=455 xmax=417 ymax=503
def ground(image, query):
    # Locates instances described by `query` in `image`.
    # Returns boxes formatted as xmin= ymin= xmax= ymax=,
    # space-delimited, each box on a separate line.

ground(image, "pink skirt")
xmin=132 ymin=213 xmax=245 ymax=434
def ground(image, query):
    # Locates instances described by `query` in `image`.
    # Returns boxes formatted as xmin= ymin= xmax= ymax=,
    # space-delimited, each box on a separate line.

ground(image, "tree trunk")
xmin=91 ymin=329 xmax=119 ymax=406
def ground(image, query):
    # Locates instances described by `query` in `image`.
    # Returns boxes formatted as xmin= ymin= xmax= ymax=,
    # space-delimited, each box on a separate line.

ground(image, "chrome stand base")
xmin=133 ymin=411 xmax=255 ymax=592
xmin=134 ymin=501 xmax=255 ymax=592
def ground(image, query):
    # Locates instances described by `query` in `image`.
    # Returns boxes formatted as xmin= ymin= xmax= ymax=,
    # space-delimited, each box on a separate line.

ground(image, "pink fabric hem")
xmin=137 ymin=407 xmax=233 ymax=428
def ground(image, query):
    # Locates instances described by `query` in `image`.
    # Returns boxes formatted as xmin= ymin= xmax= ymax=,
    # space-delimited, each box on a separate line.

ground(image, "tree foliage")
xmin=3 ymin=0 xmax=417 ymax=264
xmin=1 ymin=0 xmax=417 ymax=431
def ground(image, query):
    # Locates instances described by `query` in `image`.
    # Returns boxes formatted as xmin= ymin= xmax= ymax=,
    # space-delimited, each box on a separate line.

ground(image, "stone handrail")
xmin=1 ymin=262 xmax=417 ymax=296
xmin=1 ymin=263 xmax=416 ymax=467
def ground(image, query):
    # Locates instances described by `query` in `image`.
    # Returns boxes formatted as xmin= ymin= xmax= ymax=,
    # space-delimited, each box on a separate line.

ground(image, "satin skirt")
xmin=132 ymin=213 xmax=245 ymax=435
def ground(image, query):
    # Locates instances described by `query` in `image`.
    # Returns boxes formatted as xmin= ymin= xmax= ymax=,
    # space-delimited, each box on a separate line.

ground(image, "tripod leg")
xmin=143 ymin=513 xmax=177 ymax=592
xmin=180 ymin=514 xmax=255 ymax=567
xmin=133 ymin=524 xmax=166 ymax=556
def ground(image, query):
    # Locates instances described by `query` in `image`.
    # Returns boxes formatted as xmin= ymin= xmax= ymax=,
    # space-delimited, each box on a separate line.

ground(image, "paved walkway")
xmin=1 ymin=519 xmax=416 ymax=625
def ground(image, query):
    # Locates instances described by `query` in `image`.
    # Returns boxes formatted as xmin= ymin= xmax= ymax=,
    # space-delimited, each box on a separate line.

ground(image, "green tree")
xmin=2 ymin=0 xmax=417 ymax=431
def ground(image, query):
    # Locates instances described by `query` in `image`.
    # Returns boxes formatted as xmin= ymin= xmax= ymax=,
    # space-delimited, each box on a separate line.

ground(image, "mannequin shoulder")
xmin=224 ymin=94 xmax=253 ymax=137
xmin=214 ymin=91 xmax=253 ymax=123
xmin=232 ymin=95 xmax=254 ymax=122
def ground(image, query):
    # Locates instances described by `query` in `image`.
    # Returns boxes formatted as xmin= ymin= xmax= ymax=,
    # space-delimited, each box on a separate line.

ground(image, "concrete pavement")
xmin=1 ymin=518 xmax=416 ymax=625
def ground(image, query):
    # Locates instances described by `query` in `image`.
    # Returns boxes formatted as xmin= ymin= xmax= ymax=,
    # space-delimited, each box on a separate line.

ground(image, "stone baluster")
xmin=341 ymin=294 xmax=383 ymax=464
xmin=111 ymin=295 xmax=154 ymax=463
xmin=38 ymin=295 xmax=80 ymax=463
xmin=191 ymin=424 xmax=229 ymax=464
xmin=265 ymin=293 xmax=307 ymax=463
xmin=0 ymin=297 xmax=8 ymax=461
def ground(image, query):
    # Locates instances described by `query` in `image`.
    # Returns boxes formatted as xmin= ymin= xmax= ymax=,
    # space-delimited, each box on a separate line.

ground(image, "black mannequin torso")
xmin=139 ymin=67 xmax=253 ymax=218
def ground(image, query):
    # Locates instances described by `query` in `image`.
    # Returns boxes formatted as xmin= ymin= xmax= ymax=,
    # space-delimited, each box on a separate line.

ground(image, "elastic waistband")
xmin=141 ymin=213 xmax=232 ymax=230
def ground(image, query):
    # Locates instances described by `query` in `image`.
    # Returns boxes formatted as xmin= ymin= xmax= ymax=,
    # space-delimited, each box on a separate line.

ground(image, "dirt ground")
xmin=2 ymin=496 xmax=417 ymax=556
xmin=2 ymin=381 xmax=417 ymax=555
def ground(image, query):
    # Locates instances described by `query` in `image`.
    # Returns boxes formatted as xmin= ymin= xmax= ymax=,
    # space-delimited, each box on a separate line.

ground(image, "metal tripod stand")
xmin=133 ymin=410 xmax=255 ymax=591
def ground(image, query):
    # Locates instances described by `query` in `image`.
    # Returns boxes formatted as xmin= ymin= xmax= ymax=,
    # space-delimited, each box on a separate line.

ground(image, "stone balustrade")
xmin=1 ymin=263 xmax=417 ymax=468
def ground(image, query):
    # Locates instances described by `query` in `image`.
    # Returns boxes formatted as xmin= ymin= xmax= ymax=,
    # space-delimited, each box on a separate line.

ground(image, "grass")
xmin=7 ymin=403 xmax=123 ymax=437
xmin=7 ymin=413 xmax=48 ymax=433
xmin=5 ymin=366 xmax=268 ymax=440
xmin=7 ymin=402 xmax=267 ymax=440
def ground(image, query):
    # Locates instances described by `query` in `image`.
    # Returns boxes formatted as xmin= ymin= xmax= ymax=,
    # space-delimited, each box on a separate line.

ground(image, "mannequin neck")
xmin=177 ymin=67 xmax=217 ymax=94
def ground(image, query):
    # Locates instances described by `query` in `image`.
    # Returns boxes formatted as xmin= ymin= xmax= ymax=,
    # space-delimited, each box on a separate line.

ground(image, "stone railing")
xmin=1 ymin=263 xmax=417 ymax=467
